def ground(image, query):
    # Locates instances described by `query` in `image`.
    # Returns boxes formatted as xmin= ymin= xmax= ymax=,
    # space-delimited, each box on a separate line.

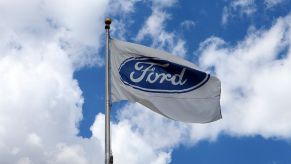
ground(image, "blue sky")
xmin=1 ymin=0 xmax=291 ymax=164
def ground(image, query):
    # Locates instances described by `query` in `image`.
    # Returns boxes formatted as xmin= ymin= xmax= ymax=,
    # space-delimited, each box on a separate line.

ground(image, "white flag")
xmin=110 ymin=39 xmax=221 ymax=123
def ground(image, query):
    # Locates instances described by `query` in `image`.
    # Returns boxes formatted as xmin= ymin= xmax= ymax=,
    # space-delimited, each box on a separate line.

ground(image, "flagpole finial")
xmin=105 ymin=18 xmax=112 ymax=29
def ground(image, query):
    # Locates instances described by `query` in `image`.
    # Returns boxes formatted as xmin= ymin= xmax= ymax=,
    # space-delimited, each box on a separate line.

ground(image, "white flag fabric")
xmin=110 ymin=39 xmax=221 ymax=123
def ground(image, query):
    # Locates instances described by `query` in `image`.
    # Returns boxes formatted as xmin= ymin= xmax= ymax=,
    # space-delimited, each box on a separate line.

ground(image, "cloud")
xmin=0 ymin=39 xmax=102 ymax=163
xmin=180 ymin=20 xmax=196 ymax=30
xmin=222 ymin=0 xmax=287 ymax=25
xmin=222 ymin=0 xmax=256 ymax=25
xmin=264 ymin=0 xmax=285 ymax=9
xmin=108 ymin=0 xmax=140 ymax=14
xmin=91 ymin=103 xmax=187 ymax=164
xmin=0 ymin=0 xmax=111 ymax=69
xmin=135 ymin=0 xmax=186 ymax=57
xmin=198 ymin=13 xmax=291 ymax=139
xmin=152 ymin=0 xmax=177 ymax=9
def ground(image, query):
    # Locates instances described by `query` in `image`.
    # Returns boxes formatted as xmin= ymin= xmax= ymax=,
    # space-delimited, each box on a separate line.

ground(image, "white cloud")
xmin=91 ymin=103 xmax=186 ymax=164
xmin=180 ymin=20 xmax=196 ymax=30
xmin=232 ymin=0 xmax=256 ymax=14
xmin=0 ymin=0 xmax=110 ymax=69
xmin=53 ymin=144 xmax=88 ymax=164
xmin=152 ymin=0 xmax=177 ymax=9
xmin=136 ymin=1 xmax=186 ymax=57
xmin=0 ymin=40 xmax=101 ymax=163
xmin=199 ymin=14 xmax=291 ymax=139
xmin=222 ymin=0 xmax=287 ymax=25
xmin=136 ymin=9 xmax=169 ymax=42
xmin=222 ymin=0 xmax=256 ymax=25
xmin=265 ymin=0 xmax=285 ymax=9
xmin=222 ymin=7 xmax=231 ymax=25
xmin=109 ymin=0 xmax=141 ymax=14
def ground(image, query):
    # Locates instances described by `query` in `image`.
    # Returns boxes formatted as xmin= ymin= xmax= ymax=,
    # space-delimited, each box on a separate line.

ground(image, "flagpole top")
xmin=105 ymin=18 xmax=112 ymax=29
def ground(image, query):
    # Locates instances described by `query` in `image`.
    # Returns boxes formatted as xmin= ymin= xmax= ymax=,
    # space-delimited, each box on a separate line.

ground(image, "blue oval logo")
xmin=118 ymin=57 xmax=210 ymax=93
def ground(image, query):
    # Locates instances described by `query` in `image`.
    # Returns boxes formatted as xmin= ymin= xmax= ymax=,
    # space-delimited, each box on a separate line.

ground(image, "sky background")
xmin=1 ymin=0 xmax=291 ymax=164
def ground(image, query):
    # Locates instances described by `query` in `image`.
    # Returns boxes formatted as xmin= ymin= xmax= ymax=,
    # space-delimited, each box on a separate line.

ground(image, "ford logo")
xmin=118 ymin=57 xmax=210 ymax=93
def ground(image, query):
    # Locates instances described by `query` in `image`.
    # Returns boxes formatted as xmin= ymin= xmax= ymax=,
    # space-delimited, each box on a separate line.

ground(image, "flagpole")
xmin=105 ymin=18 xmax=113 ymax=164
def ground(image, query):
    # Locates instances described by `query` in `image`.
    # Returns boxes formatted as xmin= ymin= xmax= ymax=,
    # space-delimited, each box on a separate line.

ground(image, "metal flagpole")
xmin=105 ymin=18 xmax=113 ymax=164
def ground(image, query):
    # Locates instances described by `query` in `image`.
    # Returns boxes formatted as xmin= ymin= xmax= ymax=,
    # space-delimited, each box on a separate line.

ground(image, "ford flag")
xmin=110 ymin=39 xmax=221 ymax=123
